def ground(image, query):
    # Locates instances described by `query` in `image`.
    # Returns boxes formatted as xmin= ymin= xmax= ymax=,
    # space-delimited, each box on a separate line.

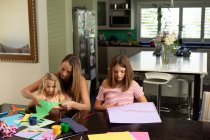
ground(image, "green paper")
xmin=31 ymin=99 xmax=61 ymax=120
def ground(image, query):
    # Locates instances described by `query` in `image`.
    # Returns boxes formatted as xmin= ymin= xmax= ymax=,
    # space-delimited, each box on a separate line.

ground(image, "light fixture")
xmin=170 ymin=0 xmax=174 ymax=7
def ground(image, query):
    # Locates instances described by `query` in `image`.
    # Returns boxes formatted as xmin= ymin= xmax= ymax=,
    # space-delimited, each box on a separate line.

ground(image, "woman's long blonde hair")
xmin=58 ymin=54 xmax=83 ymax=102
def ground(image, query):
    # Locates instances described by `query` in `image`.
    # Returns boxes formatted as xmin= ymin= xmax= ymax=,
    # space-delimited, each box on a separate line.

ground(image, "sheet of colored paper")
xmin=130 ymin=132 xmax=150 ymax=140
xmin=0 ymin=114 xmax=23 ymax=126
xmin=88 ymin=132 xmax=133 ymax=140
xmin=14 ymin=118 xmax=54 ymax=129
xmin=21 ymin=114 xmax=31 ymax=121
xmin=30 ymin=99 xmax=61 ymax=120
xmin=15 ymin=128 xmax=54 ymax=140
xmin=107 ymin=102 xmax=161 ymax=123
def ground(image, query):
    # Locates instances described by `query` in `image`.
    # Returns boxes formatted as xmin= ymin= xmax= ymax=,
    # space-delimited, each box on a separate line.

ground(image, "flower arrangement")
xmin=156 ymin=31 xmax=177 ymax=50
xmin=155 ymin=31 xmax=177 ymax=64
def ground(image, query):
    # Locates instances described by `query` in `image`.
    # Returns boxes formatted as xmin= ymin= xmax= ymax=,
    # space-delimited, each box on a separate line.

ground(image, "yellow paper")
xmin=88 ymin=132 xmax=133 ymax=140
xmin=21 ymin=114 xmax=31 ymax=121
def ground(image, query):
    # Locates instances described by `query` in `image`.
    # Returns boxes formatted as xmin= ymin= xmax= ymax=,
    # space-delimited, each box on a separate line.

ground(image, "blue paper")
xmin=0 ymin=114 xmax=23 ymax=126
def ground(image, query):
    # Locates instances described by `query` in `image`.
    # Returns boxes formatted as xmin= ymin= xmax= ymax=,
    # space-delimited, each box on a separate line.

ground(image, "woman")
xmin=94 ymin=55 xmax=147 ymax=111
xmin=21 ymin=54 xmax=91 ymax=111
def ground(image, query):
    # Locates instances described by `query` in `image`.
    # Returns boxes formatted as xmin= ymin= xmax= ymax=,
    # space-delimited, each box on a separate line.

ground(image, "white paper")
xmin=107 ymin=102 xmax=161 ymax=123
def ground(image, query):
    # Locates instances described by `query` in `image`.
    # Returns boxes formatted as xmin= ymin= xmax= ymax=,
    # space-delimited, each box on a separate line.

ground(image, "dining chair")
xmin=144 ymin=72 xmax=174 ymax=115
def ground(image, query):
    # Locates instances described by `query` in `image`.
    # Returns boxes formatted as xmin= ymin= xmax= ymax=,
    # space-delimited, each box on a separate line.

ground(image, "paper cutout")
xmin=107 ymin=102 xmax=162 ymax=123
xmin=21 ymin=114 xmax=31 ymax=122
xmin=15 ymin=128 xmax=56 ymax=140
xmin=30 ymin=99 xmax=61 ymax=121
xmin=0 ymin=114 xmax=23 ymax=126
xmin=14 ymin=118 xmax=54 ymax=129
xmin=88 ymin=132 xmax=133 ymax=140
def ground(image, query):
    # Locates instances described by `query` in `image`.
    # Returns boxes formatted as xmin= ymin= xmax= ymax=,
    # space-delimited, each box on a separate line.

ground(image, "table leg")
xmin=193 ymin=74 xmax=203 ymax=120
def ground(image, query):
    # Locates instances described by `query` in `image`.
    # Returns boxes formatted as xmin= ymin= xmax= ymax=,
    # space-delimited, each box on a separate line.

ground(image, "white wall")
xmin=0 ymin=0 xmax=49 ymax=105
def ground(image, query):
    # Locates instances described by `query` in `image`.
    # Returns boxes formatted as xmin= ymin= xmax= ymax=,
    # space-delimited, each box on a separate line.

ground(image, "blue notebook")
xmin=61 ymin=117 xmax=88 ymax=133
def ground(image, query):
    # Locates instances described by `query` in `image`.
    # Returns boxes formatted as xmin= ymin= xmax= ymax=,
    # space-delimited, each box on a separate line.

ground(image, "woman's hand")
xmin=61 ymin=101 xmax=75 ymax=110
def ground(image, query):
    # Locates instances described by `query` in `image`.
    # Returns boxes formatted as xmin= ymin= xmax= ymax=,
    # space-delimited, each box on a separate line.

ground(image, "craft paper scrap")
xmin=14 ymin=118 xmax=54 ymax=129
xmin=107 ymin=102 xmax=161 ymax=123
xmin=0 ymin=114 xmax=23 ymax=126
xmin=21 ymin=114 xmax=31 ymax=121
xmin=130 ymin=132 xmax=150 ymax=140
xmin=88 ymin=132 xmax=133 ymax=140
xmin=30 ymin=99 xmax=61 ymax=121
xmin=15 ymin=127 xmax=55 ymax=140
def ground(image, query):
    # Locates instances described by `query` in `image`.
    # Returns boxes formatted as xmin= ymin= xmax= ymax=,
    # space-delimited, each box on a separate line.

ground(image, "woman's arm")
xmin=21 ymin=78 xmax=42 ymax=104
xmin=62 ymin=76 xmax=91 ymax=111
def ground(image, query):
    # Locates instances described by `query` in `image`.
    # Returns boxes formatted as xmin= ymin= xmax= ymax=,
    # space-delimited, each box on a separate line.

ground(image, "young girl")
xmin=28 ymin=73 xmax=70 ymax=108
xmin=94 ymin=55 xmax=147 ymax=111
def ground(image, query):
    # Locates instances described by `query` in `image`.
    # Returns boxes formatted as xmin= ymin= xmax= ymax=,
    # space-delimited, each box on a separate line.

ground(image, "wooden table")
xmin=129 ymin=51 xmax=208 ymax=120
xmin=1 ymin=104 xmax=210 ymax=140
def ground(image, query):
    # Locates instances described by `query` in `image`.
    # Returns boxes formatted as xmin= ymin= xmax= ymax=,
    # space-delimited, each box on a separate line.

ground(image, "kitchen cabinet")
xmin=97 ymin=0 xmax=134 ymax=29
xmin=98 ymin=47 xmax=108 ymax=79
xmin=97 ymin=0 xmax=109 ymax=28
xmin=107 ymin=47 xmax=154 ymax=68
xmin=98 ymin=46 xmax=154 ymax=78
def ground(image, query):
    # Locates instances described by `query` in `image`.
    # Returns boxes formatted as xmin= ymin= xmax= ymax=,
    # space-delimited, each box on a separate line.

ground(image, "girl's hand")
xmin=103 ymin=102 xmax=119 ymax=109
xmin=61 ymin=101 xmax=75 ymax=110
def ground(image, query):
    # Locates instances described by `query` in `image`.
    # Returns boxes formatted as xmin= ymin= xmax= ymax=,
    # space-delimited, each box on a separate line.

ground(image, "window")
xmin=205 ymin=7 xmax=210 ymax=39
xmin=140 ymin=8 xmax=157 ymax=38
xmin=161 ymin=8 xmax=179 ymax=34
xmin=182 ymin=8 xmax=201 ymax=38
xmin=138 ymin=3 xmax=210 ymax=43
xmin=140 ymin=8 xmax=179 ymax=38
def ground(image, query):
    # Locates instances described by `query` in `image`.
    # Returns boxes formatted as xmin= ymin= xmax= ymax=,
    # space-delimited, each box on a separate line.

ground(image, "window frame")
xmin=136 ymin=1 xmax=210 ymax=43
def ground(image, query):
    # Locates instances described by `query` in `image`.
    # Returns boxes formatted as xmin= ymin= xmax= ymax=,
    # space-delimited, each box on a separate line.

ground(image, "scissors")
xmin=7 ymin=104 xmax=25 ymax=116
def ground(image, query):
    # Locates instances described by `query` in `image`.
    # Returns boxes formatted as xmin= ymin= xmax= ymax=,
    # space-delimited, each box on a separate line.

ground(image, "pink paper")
xmin=130 ymin=132 xmax=150 ymax=140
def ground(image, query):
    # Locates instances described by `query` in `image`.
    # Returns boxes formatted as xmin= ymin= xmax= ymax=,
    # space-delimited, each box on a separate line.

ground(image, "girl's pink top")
xmin=96 ymin=81 xmax=144 ymax=106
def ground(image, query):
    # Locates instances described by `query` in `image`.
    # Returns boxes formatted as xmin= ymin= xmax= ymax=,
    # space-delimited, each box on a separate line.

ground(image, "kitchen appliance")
xmin=73 ymin=8 xmax=96 ymax=81
xmin=110 ymin=16 xmax=131 ymax=27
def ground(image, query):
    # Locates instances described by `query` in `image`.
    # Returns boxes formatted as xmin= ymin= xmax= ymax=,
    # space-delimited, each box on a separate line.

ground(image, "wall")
xmin=0 ymin=0 xmax=49 ymax=105
xmin=47 ymin=0 xmax=73 ymax=73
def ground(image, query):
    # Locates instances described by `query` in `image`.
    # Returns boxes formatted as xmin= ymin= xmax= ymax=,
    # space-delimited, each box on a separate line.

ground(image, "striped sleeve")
xmin=96 ymin=86 xmax=105 ymax=101
xmin=132 ymin=81 xmax=144 ymax=98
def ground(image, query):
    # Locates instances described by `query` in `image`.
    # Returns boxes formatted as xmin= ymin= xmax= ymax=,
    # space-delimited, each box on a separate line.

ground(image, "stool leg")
xmin=157 ymin=84 xmax=161 ymax=115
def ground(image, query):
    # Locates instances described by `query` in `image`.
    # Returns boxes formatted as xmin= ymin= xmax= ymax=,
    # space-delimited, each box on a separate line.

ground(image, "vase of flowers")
xmin=156 ymin=31 xmax=177 ymax=64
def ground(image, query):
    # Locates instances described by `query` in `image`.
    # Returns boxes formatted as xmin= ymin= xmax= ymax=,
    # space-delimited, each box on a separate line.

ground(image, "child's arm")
xmin=94 ymin=100 xmax=118 ymax=111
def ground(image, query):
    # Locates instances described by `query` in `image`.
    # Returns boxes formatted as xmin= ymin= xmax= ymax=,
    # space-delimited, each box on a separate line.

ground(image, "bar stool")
xmin=176 ymin=77 xmax=193 ymax=120
xmin=144 ymin=72 xmax=174 ymax=115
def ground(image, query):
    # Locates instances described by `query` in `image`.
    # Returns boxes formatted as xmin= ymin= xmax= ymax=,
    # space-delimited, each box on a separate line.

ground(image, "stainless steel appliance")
xmin=73 ymin=9 xmax=96 ymax=81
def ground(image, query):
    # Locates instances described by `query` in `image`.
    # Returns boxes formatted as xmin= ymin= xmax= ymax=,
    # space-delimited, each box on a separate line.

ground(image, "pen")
xmin=72 ymin=113 xmax=78 ymax=119
xmin=26 ymin=132 xmax=41 ymax=140
xmin=82 ymin=112 xmax=95 ymax=119
xmin=0 ymin=112 xmax=8 ymax=117
xmin=56 ymin=132 xmax=83 ymax=140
